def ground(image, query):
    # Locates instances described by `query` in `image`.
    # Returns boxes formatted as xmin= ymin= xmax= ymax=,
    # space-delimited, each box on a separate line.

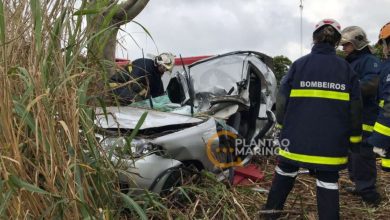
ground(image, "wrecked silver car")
xmin=94 ymin=51 xmax=277 ymax=194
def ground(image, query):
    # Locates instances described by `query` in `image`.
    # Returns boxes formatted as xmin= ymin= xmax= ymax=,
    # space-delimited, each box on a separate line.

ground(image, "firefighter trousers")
xmin=264 ymin=160 xmax=340 ymax=220
xmin=348 ymin=141 xmax=379 ymax=201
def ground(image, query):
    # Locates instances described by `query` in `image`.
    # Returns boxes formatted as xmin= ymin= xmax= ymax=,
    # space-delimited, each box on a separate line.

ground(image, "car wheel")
xmin=159 ymin=165 xmax=200 ymax=205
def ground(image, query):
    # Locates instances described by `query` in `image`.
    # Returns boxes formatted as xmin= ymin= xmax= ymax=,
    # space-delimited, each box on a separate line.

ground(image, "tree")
xmin=336 ymin=49 xmax=346 ymax=58
xmin=373 ymin=43 xmax=384 ymax=60
xmin=273 ymin=55 xmax=292 ymax=84
xmin=86 ymin=0 xmax=149 ymax=76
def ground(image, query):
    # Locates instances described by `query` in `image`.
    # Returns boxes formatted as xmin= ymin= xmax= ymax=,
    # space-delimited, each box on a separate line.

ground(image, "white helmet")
xmin=314 ymin=19 xmax=342 ymax=35
xmin=340 ymin=26 xmax=370 ymax=50
xmin=155 ymin=52 xmax=175 ymax=72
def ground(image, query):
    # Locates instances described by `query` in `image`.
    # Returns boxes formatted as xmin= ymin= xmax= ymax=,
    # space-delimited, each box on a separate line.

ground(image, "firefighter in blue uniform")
xmin=340 ymin=26 xmax=381 ymax=205
xmin=369 ymin=22 xmax=390 ymax=171
xmin=263 ymin=19 xmax=362 ymax=220
xmin=110 ymin=52 xmax=175 ymax=105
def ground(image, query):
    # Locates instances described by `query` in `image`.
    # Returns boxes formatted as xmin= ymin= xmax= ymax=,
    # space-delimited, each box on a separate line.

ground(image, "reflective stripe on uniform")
xmin=275 ymin=123 xmax=283 ymax=129
xmin=382 ymin=159 xmax=390 ymax=168
xmin=279 ymin=149 xmax=348 ymax=165
xmin=373 ymin=122 xmax=390 ymax=136
xmin=349 ymin=135 xmax=362 ymax=143
xmin=316 ymin=179 xmax=338 ymax=190
xmin=379 ymin=99 xmax=384 ymax=108
xmin=109 ymin=83 xmax=119 ymax=88
xmin=275 ymin=166 xmax=298 ymax=178
xmin=362 ymin=124 xmax=374 ymax=132
xmin=289 ymin=89 xmax=350 ymax=101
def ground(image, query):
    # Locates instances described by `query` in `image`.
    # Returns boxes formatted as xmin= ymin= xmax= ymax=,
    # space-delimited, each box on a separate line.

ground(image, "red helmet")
xmin=314 ymin=19 xmax=342 ymax=35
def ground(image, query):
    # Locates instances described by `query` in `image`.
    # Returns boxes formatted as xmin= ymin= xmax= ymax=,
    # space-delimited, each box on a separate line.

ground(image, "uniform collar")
xmin=311 ymin=43 xmax=336 ymax=55
xmin=345 ymin=46 xmax=371 ymax=63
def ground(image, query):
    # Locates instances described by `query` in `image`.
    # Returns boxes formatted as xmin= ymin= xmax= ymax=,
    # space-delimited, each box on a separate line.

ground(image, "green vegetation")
xmin=272 ymin=55 xmax=292 ymax=84
xmin=0 ymin=0 xmax=146 ymax=218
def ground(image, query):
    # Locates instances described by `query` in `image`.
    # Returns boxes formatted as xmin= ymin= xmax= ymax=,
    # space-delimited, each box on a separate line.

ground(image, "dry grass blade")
xmin=142 ymin=157 xmax=390 ymax=219
xmin=232 ymin=196 xmax=250 ymax=220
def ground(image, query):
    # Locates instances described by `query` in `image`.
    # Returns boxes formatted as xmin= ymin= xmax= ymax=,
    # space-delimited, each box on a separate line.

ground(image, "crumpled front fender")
xmin=118 ymin=154 xmax=182 ymax=193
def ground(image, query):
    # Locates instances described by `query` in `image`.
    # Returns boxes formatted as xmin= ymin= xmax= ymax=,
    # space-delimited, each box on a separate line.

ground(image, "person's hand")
xmin=373 ymin=146 xmax=387 ymax=157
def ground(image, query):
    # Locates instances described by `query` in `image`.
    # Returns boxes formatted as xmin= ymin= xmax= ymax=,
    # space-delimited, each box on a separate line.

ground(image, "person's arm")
xmin=275 ymin=91 xmax=287 ymax=127
xmin=349 ymin=69 xmax=363 ymax=152
xmin=359 ymin=56 xmax=380 ymax=97
xmin=383 ymin=72 xmax=390 ymax=118
xmin=368 ymin=73 xmax=390 ymax=148
xmin=275 ymin=63 xmax=295 ymax=127
xmin=370 ymin=74 xmax=390 ymax=171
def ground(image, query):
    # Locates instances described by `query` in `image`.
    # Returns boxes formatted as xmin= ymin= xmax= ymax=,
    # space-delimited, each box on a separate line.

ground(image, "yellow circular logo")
xmin=206 ymin=130 xmax=243 ymax=168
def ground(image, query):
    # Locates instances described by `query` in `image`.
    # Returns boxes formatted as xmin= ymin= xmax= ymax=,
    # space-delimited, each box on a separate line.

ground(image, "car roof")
xmin=188 ymin=51 xmax=274 ymax=71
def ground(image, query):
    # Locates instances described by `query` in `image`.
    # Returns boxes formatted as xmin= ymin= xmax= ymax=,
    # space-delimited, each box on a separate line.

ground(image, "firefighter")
xmin=263 ymin=19 xmax=362 ymax=220
xmin=340 ymin=26 xmax=381 ymax=205
xmin=110 ymin=52 xmax=175 ymax=105
xmin=368 ymin=22 xmax=390 ymax=171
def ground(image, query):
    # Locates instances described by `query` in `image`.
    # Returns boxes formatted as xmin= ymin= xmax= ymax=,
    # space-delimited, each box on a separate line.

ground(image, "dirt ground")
xmin=241 ymin=156 xmax=390 ymax=219
xmin=159 ymin=156 xmax=390 ymax=220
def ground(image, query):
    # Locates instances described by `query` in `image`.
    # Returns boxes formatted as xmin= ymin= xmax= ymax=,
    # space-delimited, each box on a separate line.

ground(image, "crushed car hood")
xmin=94 ymin=106 xmax=203 ymax=129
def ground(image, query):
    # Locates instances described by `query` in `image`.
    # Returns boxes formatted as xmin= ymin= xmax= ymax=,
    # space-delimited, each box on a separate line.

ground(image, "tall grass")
xmin=0 ymin=0 xmax=147 ymax=218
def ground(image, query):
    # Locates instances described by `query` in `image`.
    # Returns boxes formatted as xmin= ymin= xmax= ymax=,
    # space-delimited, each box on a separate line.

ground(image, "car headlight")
xmin=100 ymin=137 xmax=156 ymax=158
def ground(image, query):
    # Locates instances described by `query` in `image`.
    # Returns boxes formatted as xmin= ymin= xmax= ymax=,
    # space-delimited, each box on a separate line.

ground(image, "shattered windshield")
xmin=189 ymin=55 xmax=246 ymax=96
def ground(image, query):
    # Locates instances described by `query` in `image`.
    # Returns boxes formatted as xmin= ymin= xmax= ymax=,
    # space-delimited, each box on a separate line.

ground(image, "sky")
xmin=116 ymin=0 xmax=390 ymax=62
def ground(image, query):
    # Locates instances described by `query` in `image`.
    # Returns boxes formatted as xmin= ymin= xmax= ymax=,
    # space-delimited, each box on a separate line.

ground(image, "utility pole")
xmin=299 ymin=0 xmax=303 ymax=56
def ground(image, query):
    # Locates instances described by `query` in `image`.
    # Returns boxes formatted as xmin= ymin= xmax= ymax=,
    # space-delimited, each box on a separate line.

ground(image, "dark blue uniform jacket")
xmin=278 ymin=43 xmax=362 ymax=171
xmin=110 ymin=58 xmax=164 ymax=104
xmin=346 ymin=47 xmax=381 ymax=137
xmin=368 ymin=58 xmax=390 ymax=170
xmin=131 ymin=58 xmax=164 ymax=97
